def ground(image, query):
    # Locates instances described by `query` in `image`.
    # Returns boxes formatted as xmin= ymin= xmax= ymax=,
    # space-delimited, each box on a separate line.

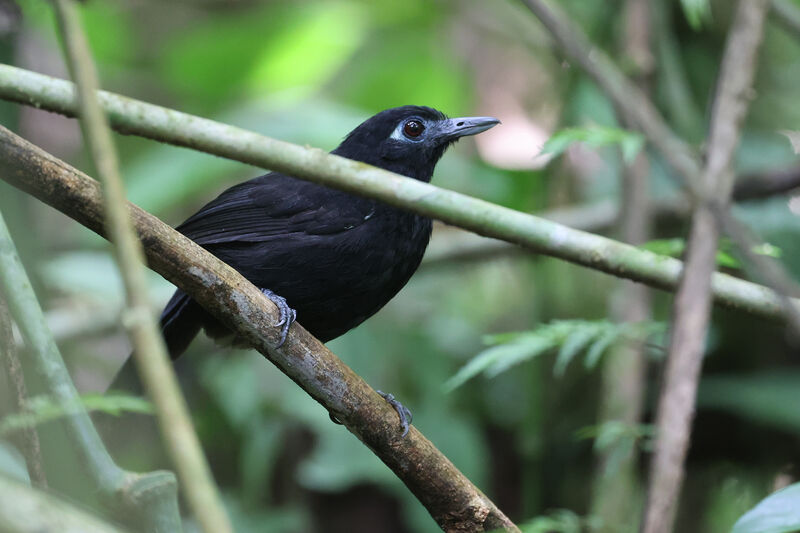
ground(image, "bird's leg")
xmin=260 ymin=288 xmax=297 ymax=347
xmin=377 ymin=390 xmax=413 ymax=437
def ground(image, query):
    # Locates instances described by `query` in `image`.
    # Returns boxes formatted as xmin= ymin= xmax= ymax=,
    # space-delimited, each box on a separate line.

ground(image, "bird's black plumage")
xmin=159 ymin=106 xmax=499 ymax=358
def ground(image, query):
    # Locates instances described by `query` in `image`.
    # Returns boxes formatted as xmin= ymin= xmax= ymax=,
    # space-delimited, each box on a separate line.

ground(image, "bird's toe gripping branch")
xmin=377 ymin=390 xmax=413 ymax=437
xmin=260 ymin=288 xmax=297 ymax=347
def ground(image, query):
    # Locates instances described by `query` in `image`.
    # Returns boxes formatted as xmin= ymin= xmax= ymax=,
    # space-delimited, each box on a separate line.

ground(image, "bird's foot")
xmin=377 ymin=390 xmax=412 ymax=438
xmin=260 ymin=288 xmax=296 ymax=347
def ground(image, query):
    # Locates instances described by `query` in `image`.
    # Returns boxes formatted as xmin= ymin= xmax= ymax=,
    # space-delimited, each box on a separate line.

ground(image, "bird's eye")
xmin=402 ymin=119 xmax=425 ymax=138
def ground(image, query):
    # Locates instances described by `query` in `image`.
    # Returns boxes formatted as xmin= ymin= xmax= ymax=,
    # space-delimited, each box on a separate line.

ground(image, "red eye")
xmin=403 ymin=119 xmax=424 ymax=138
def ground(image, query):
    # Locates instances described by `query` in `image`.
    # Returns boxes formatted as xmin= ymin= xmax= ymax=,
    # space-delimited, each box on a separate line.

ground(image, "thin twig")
xmin=49 ymin=2 xmax=231 ymax=532
xmin=0 ymin=293 xmax=47 ymax=488
xmin=0 ymin=67 xmax=795 ymax=323
xmin=643 ymin=3 xmax=770 ymax=532
xmin=0 ymin=126 xmax=519 ymax=533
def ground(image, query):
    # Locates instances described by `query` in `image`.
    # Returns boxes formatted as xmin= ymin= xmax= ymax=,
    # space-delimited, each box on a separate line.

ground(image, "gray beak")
xmin=435 ymin=116 xmax=500 ymax=142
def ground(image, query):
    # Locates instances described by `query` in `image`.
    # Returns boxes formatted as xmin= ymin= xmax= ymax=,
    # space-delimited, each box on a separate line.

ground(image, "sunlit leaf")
xmin=732 ymin=483 xmax=800 ymax=533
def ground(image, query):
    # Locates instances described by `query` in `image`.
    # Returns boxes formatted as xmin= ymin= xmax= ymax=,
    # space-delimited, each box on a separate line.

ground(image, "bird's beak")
xmin=435 ymin=116 xmax=501 ymax=142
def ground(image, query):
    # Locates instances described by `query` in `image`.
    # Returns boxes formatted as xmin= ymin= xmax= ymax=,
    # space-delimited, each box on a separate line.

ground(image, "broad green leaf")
xmin=732 ymin=483 xmax=800 ymax=533
xmin=698 ymin=372 xmax=800 ymax=435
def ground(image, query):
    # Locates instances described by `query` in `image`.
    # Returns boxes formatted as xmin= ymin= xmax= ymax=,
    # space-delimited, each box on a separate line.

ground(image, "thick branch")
xmin=0 ymin=67 xmax=794 ymax=322
xmin=643 ymin=2 xmax=770 ymax=532
xmin=51 ymin=2 xmax=230 ymax=532
xmin=0 ymin=127 xmax=518 ymax=532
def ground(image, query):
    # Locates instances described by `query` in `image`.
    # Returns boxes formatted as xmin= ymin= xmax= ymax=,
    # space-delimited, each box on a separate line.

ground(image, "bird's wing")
xmin=176 ymin=173 xmax=372 ymax=245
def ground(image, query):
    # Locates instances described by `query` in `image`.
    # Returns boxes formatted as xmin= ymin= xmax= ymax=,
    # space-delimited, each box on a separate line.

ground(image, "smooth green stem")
xmin=0 ymin=474 xmax=128 ymax=533
xmin=0 ymin=64 xmax=795 ymax=322
xmin=50 ymin=2 xmax=230 ymax=532
xmin=0 ymin=210 xmax=123 ymax=492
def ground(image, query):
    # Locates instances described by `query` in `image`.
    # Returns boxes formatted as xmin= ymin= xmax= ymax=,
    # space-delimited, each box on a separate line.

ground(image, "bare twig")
xmin=0 ymin=293 xmax=47 ymax=488
xmin=0 ymin=127 xmax=519 ymax=533
xmin=643 ymin=3 xmax=770 ymax=533
xmin=50 ymin=2 xmax=230 ymax=532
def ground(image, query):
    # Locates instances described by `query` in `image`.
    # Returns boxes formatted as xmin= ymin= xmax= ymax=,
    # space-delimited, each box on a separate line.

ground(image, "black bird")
xmin=161 ymin=106 xmax=498 ymax=355
xmin=120 ymin=106 xmax=498 ymax=433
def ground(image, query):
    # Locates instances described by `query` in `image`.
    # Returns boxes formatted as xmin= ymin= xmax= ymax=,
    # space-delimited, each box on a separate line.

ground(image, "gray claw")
xmin=377 ymin=390 xmax=413 ymax=437
xmin=260 ymin=288 xmax=296 ymax=347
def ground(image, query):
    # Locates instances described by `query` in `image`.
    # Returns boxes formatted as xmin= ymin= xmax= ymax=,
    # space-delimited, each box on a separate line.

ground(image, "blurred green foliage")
xmin=2 ymin=0 xmax=800 ymax=532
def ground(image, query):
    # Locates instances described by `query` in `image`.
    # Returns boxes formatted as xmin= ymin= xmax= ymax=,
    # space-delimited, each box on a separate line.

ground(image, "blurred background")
xmin=1 ymin=0 xmax=800 ymax=531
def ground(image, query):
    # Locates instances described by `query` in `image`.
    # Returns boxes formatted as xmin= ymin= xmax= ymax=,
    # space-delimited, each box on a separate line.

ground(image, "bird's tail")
xmin=106 ymin=289 xmax=202 ymax=393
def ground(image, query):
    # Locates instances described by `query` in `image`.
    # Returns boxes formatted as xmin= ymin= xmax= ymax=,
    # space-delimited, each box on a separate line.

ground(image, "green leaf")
xmin=698 ymin=372 xmax=800 ymax=435
xmin=583 ymin=326 xmax=621 ymax=370
xmin=680 ymin=0 xmax=711 ymax=31
xmin=443 ymin=334 xmax=554 ymax=392
xmin=732 ymin=483 xmax=800 ymax=533
xmin=0 ymin=394 xmax=153 ymax=436
xmin=554 ymin=323 xmax=602 ymax=377
xmin=541 ymin=126 xmax=644 ymax=163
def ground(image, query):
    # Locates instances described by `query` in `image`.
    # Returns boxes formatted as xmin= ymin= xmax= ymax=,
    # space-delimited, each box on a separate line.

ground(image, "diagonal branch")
xmin=0 ymin=65 xmax=795 ymax=323
xmin=643 ymin=2 xmax=770 ymax=532
xmin=0 ymin=126 xmax=519 ymax=533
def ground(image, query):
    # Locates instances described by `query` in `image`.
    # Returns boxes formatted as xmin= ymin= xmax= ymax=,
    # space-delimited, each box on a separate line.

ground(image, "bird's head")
xmin=333 ymin=105 xmax=500 ymax=182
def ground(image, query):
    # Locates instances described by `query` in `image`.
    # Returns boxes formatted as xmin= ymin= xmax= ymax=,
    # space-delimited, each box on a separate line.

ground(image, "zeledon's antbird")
xmin=115 ymin=106 xmax=499 ymax=434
